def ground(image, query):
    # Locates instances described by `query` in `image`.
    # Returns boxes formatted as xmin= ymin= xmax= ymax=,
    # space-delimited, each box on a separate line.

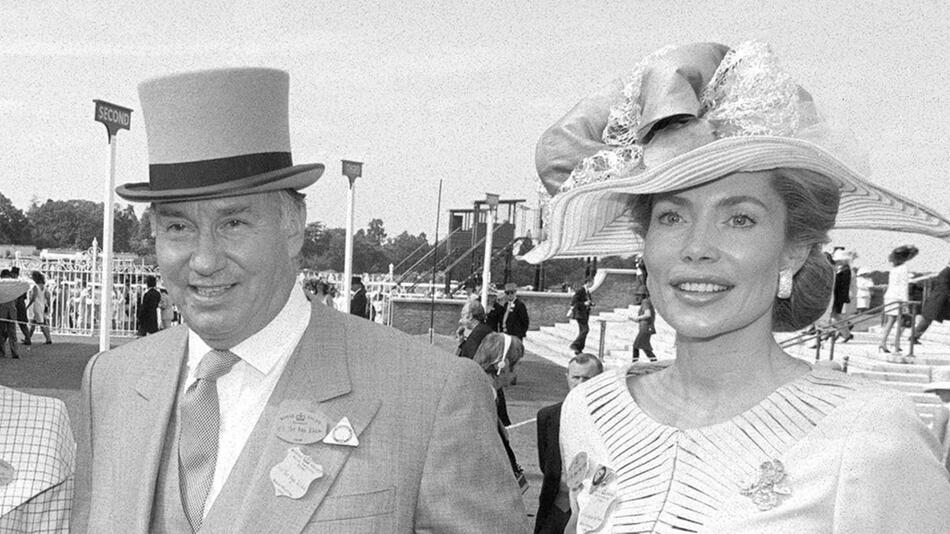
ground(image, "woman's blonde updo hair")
xmin=630 ymin=168 xmax=840 ymax=332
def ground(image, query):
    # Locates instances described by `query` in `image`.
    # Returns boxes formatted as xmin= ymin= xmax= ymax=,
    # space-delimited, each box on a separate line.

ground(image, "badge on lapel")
xmin=275 ymin=400 xmax=332 ymax=444
xmin=323 ymin=417 xmax=359 ymax=447
xmin=270 ymin=447 xmax=324 ymax=499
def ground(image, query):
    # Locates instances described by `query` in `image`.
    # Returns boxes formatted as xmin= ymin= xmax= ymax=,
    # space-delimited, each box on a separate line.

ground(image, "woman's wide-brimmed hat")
xmin=116 ymin=68 xmax=324 ymax=203
xmin=522 ymin=41 xmax=950 ymax=263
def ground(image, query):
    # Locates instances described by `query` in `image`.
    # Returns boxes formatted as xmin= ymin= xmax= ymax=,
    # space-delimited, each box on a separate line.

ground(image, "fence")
xmin=3 ymin=249 xmax=163 ymax=337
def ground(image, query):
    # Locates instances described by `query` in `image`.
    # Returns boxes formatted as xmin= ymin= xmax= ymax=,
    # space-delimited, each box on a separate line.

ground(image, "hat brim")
xmin=0 ymin=280 xmax=29 ymax=304
xmin=522 ymin=136 xmax=950 ymax=263
xmin=115 ymin=163 xmax=325 ymax=203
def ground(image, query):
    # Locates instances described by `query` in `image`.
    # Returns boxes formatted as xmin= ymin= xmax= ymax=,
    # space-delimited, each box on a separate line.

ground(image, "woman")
xmin=879 ymin=245 xmax=917 ymax=355
xmin=631 ymin=286 xmax=656 ymax=362
xmin=524 ymin=41 xmax=950 ymax=532
xmin=0 ymin=386 xmax=75 ymax=532
xmin=472 ymin=332 xmax=529 ymax=494
xmin=25 ymin=271 xmax=52 ymax=345
xmin=855 ymin=267 xmax=874 ymax=313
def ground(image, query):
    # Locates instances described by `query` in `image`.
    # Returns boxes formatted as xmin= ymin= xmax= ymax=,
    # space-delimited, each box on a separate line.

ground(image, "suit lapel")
xmin=204 ymin=304 xmax=381 ymax=534
xmin=128 ymin=326 xmax=189 ymax=530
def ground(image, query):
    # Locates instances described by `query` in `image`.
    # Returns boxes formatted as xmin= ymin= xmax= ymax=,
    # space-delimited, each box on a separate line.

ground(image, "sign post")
xmin=341 ymin=160 xmax=363 ymax=313
xmin=480 ymin=193 xmax=500 ymax=310
xmin=93 ymin=99 xmax=132 ymax=352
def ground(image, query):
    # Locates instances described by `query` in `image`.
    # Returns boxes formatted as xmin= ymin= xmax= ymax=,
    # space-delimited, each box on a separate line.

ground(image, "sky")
xmin=1 ymin=1 xmax=948 ymax=272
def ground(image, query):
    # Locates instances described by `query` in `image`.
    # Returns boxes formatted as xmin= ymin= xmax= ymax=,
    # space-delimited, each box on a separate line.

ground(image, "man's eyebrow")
xmin=152 ymin=205 xmax=187 ymax=218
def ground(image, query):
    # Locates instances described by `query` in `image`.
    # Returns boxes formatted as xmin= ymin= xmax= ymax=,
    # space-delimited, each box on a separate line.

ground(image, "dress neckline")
xmin=620 ymin=365 xmax=827 ymax=434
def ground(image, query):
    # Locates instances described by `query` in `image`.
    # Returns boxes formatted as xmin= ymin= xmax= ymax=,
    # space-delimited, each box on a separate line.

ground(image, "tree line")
xmin=0 ymin=192 xmax=633 ymax=289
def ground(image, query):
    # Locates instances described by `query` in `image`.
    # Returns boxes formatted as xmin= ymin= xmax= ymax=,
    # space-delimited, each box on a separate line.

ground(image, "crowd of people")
xmin=5 ymin=41 xmax=950 ymax=533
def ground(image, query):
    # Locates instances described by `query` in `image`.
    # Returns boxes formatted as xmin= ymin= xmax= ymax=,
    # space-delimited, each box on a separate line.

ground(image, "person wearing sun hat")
xmin=531 ymin=41 xmax=950 ymax=533
xmin=72 ymin=68 xmax=527 ymax=533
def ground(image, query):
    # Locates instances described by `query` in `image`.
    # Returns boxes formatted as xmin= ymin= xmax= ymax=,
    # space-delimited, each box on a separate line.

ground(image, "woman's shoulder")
xmin=0 ymin=387 xmax=74 ymax=493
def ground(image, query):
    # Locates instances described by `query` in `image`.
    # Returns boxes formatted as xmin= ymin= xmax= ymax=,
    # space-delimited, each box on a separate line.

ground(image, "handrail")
xmin=391 ymin=226 xmax=465 ymax=275
xmin=779 ymin=300 xmax=920 ymax=368
xmin=447 ymin=236 xmax=530 ymax=297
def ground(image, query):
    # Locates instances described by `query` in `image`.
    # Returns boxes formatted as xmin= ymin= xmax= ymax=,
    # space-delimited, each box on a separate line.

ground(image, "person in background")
xmin=0 ymin=386 xmax=75 ymax=532
xmin=911 ymin=258 xmax=950 ymax=346
xmin=499 ymin=282 xmax=530 ymax=340
xmin=349 ymin=275 xmax=372 ymax=320
xmin=158 ymin=288 xmax=175 ymax=329
xmin=137 ymin=275 xmax=162 ymax=336
xmin=0 ymin=269 xmax=24 ymax=359
xmin=568 ymin=278 xmax=594 ymax=355
xmin=458 ymin=301 xmax=494 ymax=360
xmin=632 ymin=285 xmax=657 ymax=362
xmin=831 ymin=248 xmax=854 ymax=342
xmin=879 ymin=245 xmax=918 ymax=356
xmin=855 ymin=267 xmax=874 ymax=314
xmin=924 ymin=369 xmax=950 ymax=473
xmin=472 ymin=332 xmax=529 ymax=494
xmin=26 ymin=270 xmax=53 ymax=345
xmin=534 ymin=353 xmax=603 ymax=534
xmin=10 ymin=267 xmax=30 ymax=345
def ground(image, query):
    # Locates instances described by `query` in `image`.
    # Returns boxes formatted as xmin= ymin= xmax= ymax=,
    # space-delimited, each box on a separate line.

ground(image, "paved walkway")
xmin=1 ymin=331 xmax=570 ymax=527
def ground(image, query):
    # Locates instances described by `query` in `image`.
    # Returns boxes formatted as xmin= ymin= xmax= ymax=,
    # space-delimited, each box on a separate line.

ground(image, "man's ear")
xmin=782 ymin=242 xmax=811 ymax=275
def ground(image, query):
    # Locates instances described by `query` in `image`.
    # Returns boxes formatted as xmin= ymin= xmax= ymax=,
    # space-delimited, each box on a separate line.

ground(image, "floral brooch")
xmin=739 ymin=459 xmax=791 ymax=511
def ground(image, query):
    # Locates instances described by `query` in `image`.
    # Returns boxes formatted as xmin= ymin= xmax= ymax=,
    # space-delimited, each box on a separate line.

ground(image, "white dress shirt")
xmin=184 ymin=286 xmax=311 ymax=518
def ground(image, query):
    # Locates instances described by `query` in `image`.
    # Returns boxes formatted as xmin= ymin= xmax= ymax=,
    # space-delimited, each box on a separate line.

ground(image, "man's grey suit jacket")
xmin=72 ymin=300 xmax=528 ymax=533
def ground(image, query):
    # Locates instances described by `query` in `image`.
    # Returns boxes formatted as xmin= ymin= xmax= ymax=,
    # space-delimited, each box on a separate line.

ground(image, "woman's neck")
xmin=634 ymin=314 xmax=811 ymax=428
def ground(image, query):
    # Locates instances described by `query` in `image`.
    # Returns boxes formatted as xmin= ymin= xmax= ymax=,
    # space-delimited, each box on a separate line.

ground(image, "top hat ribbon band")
xmin=149 ymin=151 xmax=293 ymax=191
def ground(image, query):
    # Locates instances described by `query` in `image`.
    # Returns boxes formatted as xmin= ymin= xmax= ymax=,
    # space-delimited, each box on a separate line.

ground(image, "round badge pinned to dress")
xmin=270 ymin=447 xmax=325 ymax=499
xmin=0 ymin=458 xmax=16 ymax=486
xmin=566 ymin=452 xmax=589 ymax=490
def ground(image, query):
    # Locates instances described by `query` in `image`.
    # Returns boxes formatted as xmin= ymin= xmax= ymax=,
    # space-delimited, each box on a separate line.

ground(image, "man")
xmin=568 ymin=278 xmax=594 ymax=354
xmin=10 ymin=267 xmax=30 ymax=345
xmin=72 ymin=68 xmax=527 ymax=533
xmin=0 ymin=269 xmax=24 ymax=359
xmin=458 ymin=301 xmax=493 ymax=360
xmin=911 ymin=259 xmax=950 ymax=345
xmin=499 ymin=282 xmax=529 ymax=339
xmin=348 ymin=276 xmax=372 ymax=320
xmin=534 ymin=354 xmax=603 ymax=533
xmin=830 ymin=249 xmax=853 ymax=341
xmin=137 ymin=275 xmax=162 ymax=335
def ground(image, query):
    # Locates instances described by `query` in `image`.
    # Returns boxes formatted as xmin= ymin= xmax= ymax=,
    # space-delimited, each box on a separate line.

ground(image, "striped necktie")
xmin=178 ymin=349 xmax=241 ymax=531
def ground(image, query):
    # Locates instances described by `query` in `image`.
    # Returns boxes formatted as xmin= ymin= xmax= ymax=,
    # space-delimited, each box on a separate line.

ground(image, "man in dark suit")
xmin=10 ymin=267 xmax=30 ymax=345
xmin=73 ymin=67 xmax=527 ymax=533
xmin=568 ymin=278 xmax=594 ymax=354
xmin=912 ymin=260 xmax=950 ymax=345
xmin=138 ymin=275 xmax=162 ymax=336
xmin=500 ymin=282 xmax=530 ymax=339
xmin=535 ymin=353 xmax=603 ymax=533
xmin=458 ymin=302 xmax=493 ymax=360
xmin=349 ymin=276 xmax=372 ymax=320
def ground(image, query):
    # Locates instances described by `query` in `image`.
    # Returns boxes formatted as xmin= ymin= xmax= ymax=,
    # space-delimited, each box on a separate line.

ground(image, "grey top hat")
xmin=116 ymin=68 xmax=324 ymax=203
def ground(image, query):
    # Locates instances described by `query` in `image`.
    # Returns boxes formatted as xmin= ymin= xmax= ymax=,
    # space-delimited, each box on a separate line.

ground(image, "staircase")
xmin=524 ymin=307 xmax=950 ymax=426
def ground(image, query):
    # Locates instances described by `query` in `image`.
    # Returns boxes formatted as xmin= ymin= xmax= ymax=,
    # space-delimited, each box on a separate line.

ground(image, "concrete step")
xmin=848 ymin=369 xmax=932 ymax=383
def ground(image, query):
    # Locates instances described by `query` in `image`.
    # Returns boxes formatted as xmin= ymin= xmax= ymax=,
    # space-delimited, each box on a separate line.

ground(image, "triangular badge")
xmin=322 ymin=416 xmax=359 ymax=447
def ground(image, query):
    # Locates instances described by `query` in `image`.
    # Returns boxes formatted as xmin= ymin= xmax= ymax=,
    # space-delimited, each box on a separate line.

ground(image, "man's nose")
xmin=189 ymin=230 xmax=227 ymax=275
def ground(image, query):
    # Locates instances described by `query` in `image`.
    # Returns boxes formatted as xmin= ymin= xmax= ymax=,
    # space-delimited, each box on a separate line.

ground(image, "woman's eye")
xmin=656 ymin=211 xmax=683 ymax=225
xmin=165 ymin=223 xmax=187 ymax=232
xmin=729 ymin=214 xmax=756 ymax=227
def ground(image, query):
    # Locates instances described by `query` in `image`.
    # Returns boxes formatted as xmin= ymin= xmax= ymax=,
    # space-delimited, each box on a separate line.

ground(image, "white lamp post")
xmin=341 ymin=160 xmax=363 ymax=313
xmin=480 ymin=193 xmax=500 ymax=310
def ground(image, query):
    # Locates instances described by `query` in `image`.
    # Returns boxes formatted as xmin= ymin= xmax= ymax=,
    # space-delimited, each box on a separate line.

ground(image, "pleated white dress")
xmin=560 ymin=366 xmax=950 ymax=533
